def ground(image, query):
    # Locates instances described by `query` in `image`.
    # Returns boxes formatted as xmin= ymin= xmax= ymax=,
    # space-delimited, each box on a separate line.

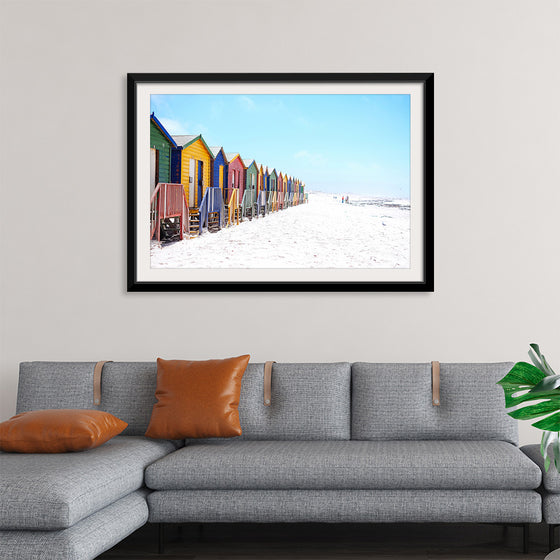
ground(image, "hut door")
xmin=219 ymin=166 xmax=225 ymax=202
xmin=150 ymin=148 xmax=158 ymax=193
xmin=197 ymin=160 xmax=203 ymax=205
xmin=188 ymin=158 xmax=195 ymax=207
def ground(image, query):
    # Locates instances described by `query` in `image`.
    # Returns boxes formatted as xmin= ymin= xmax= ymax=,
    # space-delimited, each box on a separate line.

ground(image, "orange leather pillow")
xmin=0 ymin=409 xmax=127 ymax=453
xmin=145 ymin=355 xmax=250 ymax=439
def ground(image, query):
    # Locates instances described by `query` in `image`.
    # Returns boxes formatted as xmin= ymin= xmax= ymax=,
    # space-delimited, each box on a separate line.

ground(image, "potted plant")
xmin=498 ymin=344 xmax=560 ymax=472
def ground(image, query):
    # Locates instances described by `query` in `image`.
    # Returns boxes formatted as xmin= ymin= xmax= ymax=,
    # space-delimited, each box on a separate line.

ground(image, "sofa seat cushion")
xmin=0 ymin=490 xmax=149 ymax=560
xmin=0 ymin=436 xmax=177 ymax=530
xmin=522 ymin=444 xmax=560 ymax=493
xmin=145 ymin=440 xmax=541 ymax=491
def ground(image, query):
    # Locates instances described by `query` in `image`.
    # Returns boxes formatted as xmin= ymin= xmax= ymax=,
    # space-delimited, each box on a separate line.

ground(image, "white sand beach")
xmin=150 ymin=192 xmax=410 ymax=269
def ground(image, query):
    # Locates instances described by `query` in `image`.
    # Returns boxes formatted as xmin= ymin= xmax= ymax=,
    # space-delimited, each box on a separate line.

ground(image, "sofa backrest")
xmin=17 ymin=362 xmax=158 ymax=436
xmin=16 ymin=361 xmax=352 ymax=440
xmin=237 ymin=362 xmax=351 ymax=440
xmin=351 ymin=362 xmax=517 ymax=445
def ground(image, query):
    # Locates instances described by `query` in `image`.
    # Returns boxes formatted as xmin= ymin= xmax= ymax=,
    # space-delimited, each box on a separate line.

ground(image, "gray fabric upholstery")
xmin=0 ymin=436 xmax=176 ymax=530
xmin=351 ymin=362 xmax=518 ymax=444
xmin=543 ymin=493 xmax=560 ymax=524
xmin=236 ymin=362 xmax=351 ymax=440
xmin=148 ymin=489 xmax=541 ymax=523
xmin=17 ymin=361 xmax=351 ymax=439
xmin=517 ymin=446 xmax=560 ymax=522
xmin=522 ymin=444 xmax=560 ymax=493
xmin=0 ymin=490 xmax=148 ymax=560
xmin=98 ymin=362 xmax=158 ymax=436
xmin=146 ymin=440 xmax=541 ymax=491
xmin=17 ymin=362 xmax=95 ymax=413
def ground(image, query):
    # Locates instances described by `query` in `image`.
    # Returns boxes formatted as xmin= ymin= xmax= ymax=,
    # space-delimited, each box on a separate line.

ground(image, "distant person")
xmin=346 ymin=196 xmax=349 ymax=203
xmin=341 ymin=196 xmax=344 ymax=203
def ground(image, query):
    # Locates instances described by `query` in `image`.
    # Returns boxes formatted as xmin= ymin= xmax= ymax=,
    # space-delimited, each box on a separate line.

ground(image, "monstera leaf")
xmin=497 ymin=344 xmax=560 ymax=472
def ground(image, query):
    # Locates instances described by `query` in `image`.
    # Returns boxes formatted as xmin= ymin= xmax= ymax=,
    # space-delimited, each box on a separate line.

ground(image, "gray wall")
xmin=1 ymin=0 xmax=559 ymax=445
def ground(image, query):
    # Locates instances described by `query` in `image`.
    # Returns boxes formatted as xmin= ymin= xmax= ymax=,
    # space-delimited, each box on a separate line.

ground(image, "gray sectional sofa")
xmin=0 ymin=361 xmax=546 ymax=559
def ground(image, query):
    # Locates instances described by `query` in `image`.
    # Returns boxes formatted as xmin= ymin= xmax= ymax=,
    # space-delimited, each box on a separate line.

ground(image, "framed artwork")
xmin=127 ymin=73 xmax=434 ymax=292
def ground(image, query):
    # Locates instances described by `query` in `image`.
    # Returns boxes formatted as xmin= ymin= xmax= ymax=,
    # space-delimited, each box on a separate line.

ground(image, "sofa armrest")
xmin=522 ymin=444 xmax=560 ymax=493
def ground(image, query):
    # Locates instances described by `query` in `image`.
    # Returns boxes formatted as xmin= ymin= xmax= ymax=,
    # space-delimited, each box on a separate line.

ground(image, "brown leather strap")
xmin=432 ymin=361 xmax=440 ymax=406
xmin=264 ymin=361 xmax=276 ymax=406
xmin=93 ymin=361 xmax=113 ymax=405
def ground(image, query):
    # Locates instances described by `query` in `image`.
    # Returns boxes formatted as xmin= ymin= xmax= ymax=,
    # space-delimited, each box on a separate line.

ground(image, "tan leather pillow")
xmin=0 ymin=409 xmax=128 ymax=453
xmin=145 ymin=355 xmax=250 ymax=439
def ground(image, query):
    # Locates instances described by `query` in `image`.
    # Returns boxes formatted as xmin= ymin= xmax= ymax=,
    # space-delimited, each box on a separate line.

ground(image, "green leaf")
xmin=553 ymin=439 xmax=560 ymax=471
xmin=497 ymin=362 xmax=546 ymax=388
xmin=508 ymin=401 xmax=560 ymax=420
xmin=533 ymin=411 xmax=560 ymax=431
xmin=530 ymin=343 xmax=556 ymax=376
xmin=530 ymin=374 xmax=560 ymax=393
xmin=502 ymin=386 xmax=560 ymax=409
xmin=541 ymin=431 xmax=556 ymax=456
xmin=543 ymin=355 xmax=557 ymax=376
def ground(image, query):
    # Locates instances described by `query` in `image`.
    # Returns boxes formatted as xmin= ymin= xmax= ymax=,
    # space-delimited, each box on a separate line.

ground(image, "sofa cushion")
xmin=17 ymin=362 xmax=96 ymax=413
xmin=522 ymin=444 xmax=560 ymax=493
xmin=543 ymin=493 xmax=560 ymax=524
xmin=0 ymin=409 xmax=127 ymax=453
xmin=145 ymin=356 xmax=250 ymax=439
xmin=145 ymin=440 xmax=540 ymax=491
xmin=0 ymin=490 xmax=149 ymax=560
xmin=234 ymin=362 xmax=351 ymax=440
xmin=0 ymin=436 xmax=177 ymax=530
xmin=351 ymin=363 xmax=518 ymax=444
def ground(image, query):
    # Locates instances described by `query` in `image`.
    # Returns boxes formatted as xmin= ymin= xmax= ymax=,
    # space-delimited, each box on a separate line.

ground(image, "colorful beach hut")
xmin=172 ymin=134 xmax=212 ymax=209
xmin=172 ymin=134 xmax=213 ymax=236
xmin=268 ymin=169 xmax=278 ymax=212
xmin=209 ymin=146 xmax=229 ymax=203
xmin=286 ymin=175 xmax=293 ymax=206
xmin=277 ymin=172 xmax=284 ymax=209
xmin=256 ymin=163 xmax=267 ymax=217
xmin=226 ymin=153 xmax=245 ymax=225
xmin=243 ymin=158 xmax=258 ymax=219
xmin=150 ymin=114 xmax=177 ymax=193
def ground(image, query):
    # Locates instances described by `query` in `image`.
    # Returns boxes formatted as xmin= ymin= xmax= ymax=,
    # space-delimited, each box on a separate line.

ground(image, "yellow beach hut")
xmin=172 ymin=134 xmax=212 ymax=209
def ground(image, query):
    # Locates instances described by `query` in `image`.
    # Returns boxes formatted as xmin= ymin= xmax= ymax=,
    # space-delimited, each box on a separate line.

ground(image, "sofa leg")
xmin=523 ymin=523 xmax=529 ymax=554
xmin=550 ymin=524 xmax=558 ymax=553
xmin=158 ymin=523 xmax=165 ymax=555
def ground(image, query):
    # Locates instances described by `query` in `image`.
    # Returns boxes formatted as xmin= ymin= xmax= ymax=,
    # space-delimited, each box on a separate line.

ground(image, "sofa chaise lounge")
xmin=0 ymin=361 xmax=544 ymax=559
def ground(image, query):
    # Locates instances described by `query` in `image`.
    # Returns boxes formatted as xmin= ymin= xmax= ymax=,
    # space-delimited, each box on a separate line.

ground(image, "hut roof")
xmin=172 ymin=134 xmax=197 ymax=146
xmin=243 ymin=157 xmax=256 ymax=168
xmin=209 ymin=146 xmax=227 ymax=160
xmin=226 ymin=153 xmax=245 ymax=166
xmin=172 ymin=134 xmax=213 ymax=157
xmin=150 ymin=113 xmax=178 ymax=148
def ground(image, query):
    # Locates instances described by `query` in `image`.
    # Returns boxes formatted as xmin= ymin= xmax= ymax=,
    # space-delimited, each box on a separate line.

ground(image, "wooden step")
xmin=207 ymin=211 xmax=221 ymax=233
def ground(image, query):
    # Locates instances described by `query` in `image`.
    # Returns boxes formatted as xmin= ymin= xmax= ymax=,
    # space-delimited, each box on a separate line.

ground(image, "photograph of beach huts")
xmin=149 ymin=93 xmax=411 ymax=269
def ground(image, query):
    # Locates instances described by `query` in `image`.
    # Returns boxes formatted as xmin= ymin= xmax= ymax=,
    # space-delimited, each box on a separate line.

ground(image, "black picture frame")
xmin=127 ymin=73 xmax=434 ymax=292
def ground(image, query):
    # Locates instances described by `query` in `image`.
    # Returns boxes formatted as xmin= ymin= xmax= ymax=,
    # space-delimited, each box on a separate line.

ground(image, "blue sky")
xmin=151 ymin=94 xmax=410 ymax=198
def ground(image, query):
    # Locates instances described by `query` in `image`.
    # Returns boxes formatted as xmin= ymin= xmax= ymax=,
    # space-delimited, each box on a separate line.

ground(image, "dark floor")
xmin=99 ymin=522 xmax=554 ymax=559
